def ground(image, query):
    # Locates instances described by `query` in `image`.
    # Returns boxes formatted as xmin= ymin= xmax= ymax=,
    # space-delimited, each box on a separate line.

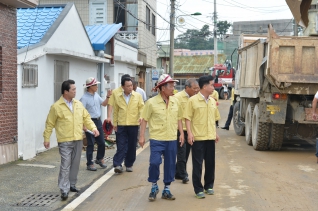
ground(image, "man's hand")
xmin=215 ymin=134 xmax=220 ymax=143
xmin=138 ymin=118 xmax=142 ymax=124
xmin=44 ymin=142 xmax=50 ymax=149
xmin=83 ymin=126 xmax=87 ymax=132
xmin=179 ymin=132 xmax=184 ymax=147
xmin=187 ymin=132 xmax=194 ymax=146
xmin=139 ymin=136 xmax=145 ymax=148
xmin=113 ymin=126 xmax=117 ymax=132
xmin=107 ymin=89 xmax=112 ymax=97
xmin=106 ymin=117 xmax=112 ymax=123
xmin=92 ymin=129 xmax=100 ymax=137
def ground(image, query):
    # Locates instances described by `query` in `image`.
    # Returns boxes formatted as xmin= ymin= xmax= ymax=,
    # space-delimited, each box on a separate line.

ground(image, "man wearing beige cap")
xmin=80 ymin=77 xmax=111 ymax=171
xmin=139 ymin=74 xmax=184 ymax=201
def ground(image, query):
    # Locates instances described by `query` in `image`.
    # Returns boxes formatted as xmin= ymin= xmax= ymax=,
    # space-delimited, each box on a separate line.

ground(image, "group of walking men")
xmin=43 ymin=73 xmax=222 ymax=201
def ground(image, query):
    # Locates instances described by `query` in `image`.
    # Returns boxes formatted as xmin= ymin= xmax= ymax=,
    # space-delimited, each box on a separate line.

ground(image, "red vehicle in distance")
xmin=210 ymin=62 xmax=235 ymax=99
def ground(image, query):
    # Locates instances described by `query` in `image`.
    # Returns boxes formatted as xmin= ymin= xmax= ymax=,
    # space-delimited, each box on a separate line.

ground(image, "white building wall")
xmin=18 ymin=55 xmax=98 ymax=160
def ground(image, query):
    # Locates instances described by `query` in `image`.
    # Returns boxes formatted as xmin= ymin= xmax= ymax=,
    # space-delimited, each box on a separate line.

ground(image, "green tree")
xmin=174 ymin=24 xmax=213 ymax=50
xmin=216 ymin=20 xmax=232 ymax=39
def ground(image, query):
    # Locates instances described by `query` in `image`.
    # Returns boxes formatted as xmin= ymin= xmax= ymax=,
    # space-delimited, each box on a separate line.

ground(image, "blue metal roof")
xmin=85 ymin=23 xmax=122 ymax=51
xmin=17 ymin=6 xmax=65 ymax=49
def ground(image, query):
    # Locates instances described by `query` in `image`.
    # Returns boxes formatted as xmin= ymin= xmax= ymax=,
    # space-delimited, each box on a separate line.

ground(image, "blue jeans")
xmin=148 ymin=139 xmax=177 ymax=184
xmin=316 ymin=139 xmax=318 ymax=157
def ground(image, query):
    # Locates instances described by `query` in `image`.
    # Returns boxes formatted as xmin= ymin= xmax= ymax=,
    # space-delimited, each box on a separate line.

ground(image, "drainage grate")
xmin=104 ymin=156 xmax=113 ymax=163
xmin=15 ymin=194 xmax=59 ymax=207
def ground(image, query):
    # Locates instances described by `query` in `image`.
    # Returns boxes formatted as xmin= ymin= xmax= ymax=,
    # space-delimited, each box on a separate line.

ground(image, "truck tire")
xmin=268 ymin=124 xmax=284 ymax=151
xmin=245 ymin=102 xmax=255 ymax=146
xmin=220 ymin=89 xmax=224 ymax=99
xmin=252 ymin=104 xmax=269 ymax=151
xmin=233 ymin=101 xmax=245 ymax=136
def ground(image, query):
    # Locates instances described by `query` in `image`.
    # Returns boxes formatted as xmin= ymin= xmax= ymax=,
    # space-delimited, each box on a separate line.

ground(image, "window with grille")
xmin=89 ymin=0 xmax=107 ymax=25
xmin=54 ymin=60 xmax=69 ymax=102
xmin=152 ymin=13 xmax=155 ymax=35
xmin=146 ymin=6 xmax=150 ymax=31
xmin=22 ymin=64 xmax=38 ymax=87
xmin=0 ymin=46 xmax=2 ymax=93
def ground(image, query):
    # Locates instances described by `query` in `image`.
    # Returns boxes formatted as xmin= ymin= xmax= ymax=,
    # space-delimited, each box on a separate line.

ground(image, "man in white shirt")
xmin=133 ymin=81 xmax=147 ymax=101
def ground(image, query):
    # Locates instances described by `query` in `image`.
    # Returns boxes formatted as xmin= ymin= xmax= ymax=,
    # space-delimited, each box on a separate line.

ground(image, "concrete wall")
xmin=0 ymin=3 xmax=18 ymax=164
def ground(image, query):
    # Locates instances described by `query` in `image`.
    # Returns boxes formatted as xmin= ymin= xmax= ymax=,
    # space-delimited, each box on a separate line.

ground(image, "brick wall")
xmin=0 ymin=3 xmax=18 ymax=145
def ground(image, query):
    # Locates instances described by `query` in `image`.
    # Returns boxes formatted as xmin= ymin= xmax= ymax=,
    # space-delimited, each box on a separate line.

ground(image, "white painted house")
xmin=17 ymin=3 xmax=109 ymax=160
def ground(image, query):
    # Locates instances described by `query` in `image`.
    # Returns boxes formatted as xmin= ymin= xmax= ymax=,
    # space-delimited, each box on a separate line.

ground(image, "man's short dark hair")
xmin=198 ymin=75 xmax=214 ymax=89
xmin=121 ymin=77 xmax=132 ymax=86
xmin=121 ymin=74 xmax=131 ymax=80
xmin=61 ymin=79 xmax=75 ymax=94
xmin=185 ymin=78 xmax=198 ymax=89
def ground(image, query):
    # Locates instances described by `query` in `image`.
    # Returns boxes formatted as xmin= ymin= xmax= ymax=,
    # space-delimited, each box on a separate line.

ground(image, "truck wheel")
xmin=220 ymin=89 xmax=224 ymax=99
xmin=233 ymin=101 xmax=245 ymax=136
xmin=269 ymin=124 xmax=284 ymax=151
xmin=245 ymin=102 xmax=255 ymax=146
xmin=252 ymin=104 xmax=269 ymax=151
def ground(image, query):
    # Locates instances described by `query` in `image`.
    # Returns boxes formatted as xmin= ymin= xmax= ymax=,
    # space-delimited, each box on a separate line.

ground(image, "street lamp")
xmin=169 ymin=10 xmax=202 ymax=78
xmin=176 ymin=12 xmax=202 ymax=25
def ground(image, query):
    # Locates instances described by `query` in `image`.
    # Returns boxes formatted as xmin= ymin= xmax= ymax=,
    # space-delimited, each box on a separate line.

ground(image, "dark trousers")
xmin=113 ymin=125 xmax=138 ymax=167
xmin=148 ymin=139 xmax=177 ymax=184
xmin=175 ymin=131 xmax=191 ymax=179
xmin=225 ymin=105 xmax=233 ymax=127
xmin=192 ymin=140 xmax=215 ymax=194
xmin=85 ymin=119 xmax=105 ymax=166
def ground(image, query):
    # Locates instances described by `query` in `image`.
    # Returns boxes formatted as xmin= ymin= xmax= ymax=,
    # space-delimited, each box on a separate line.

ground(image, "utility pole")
xmin=169 ymin=0 xmax=175 ymax=78
xmin=213 ymin=0 xmax=218 ymax=65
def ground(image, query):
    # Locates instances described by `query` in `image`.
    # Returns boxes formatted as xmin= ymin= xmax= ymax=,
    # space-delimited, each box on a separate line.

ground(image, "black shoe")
xmin=175 ymin=175 xmax=183 ymax=180
xmin=61 ymin=192 xmax=68 ymax=200
xmin=70 ymin=186 xmax=79 ymax=192
xmin=87 ymin=164 xmax=97 ymax=171
xmin=221 ymin=126 xmax=229 ymax=130
xmin=182 ymin=177 xmax=189 ymax=184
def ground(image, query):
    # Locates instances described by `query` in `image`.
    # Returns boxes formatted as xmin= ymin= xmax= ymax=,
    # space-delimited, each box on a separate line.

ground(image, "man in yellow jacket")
xmin=43 ymin=80 xmax=99 ymax=201
xmin=174 ymin=78 xmax=199 ymax=184
xmin=184 ymin=75 xmax=220 ymax=199
xmin=139 ymin=74 xmax=184 ymax=201
xmin=112 ymin=77 xmax=144 ymax=173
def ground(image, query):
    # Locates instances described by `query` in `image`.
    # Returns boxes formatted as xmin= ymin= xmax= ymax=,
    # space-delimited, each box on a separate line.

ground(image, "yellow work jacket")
xmin=108 ymin=86 xmax=123 ymax=106
xmin=113 ymin=91 xmax=144 ymax=126
xmin=141 ymin=94 xmax=182 ymax=141
xmin=43 ymin=96 xmax=96 ymax=143
xmin=184 ymin=93 xmax=221 ymax=141
xmin=210 ymin=90 xmax=219 ymax=102
xmin=173 ymin=90 xmax=189 ymax=130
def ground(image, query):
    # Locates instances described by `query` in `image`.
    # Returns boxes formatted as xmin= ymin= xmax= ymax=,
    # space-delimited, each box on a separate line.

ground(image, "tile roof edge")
xmin=18 ymin=2 xmax=73 ymax=54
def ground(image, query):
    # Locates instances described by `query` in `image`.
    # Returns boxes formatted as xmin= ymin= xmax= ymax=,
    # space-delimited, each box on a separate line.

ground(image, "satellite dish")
xmin=177 ymin=17 xmax=185 ymax=25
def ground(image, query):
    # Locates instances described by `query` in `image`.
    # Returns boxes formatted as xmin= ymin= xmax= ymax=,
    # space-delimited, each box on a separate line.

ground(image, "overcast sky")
xmin=156 ymin=0 xmax=294 ymax=43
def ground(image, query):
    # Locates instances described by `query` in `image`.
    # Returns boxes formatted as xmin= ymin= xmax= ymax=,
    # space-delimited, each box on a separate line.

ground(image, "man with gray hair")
xmin=174 ymin=78 xmax=199 ymax=184
xmin=133 ymin=81 xmax=147 ymax=101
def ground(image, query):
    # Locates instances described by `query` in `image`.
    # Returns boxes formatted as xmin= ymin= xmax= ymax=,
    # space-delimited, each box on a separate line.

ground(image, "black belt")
xmin=91 ymin=117 xmax=100 ymax=120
